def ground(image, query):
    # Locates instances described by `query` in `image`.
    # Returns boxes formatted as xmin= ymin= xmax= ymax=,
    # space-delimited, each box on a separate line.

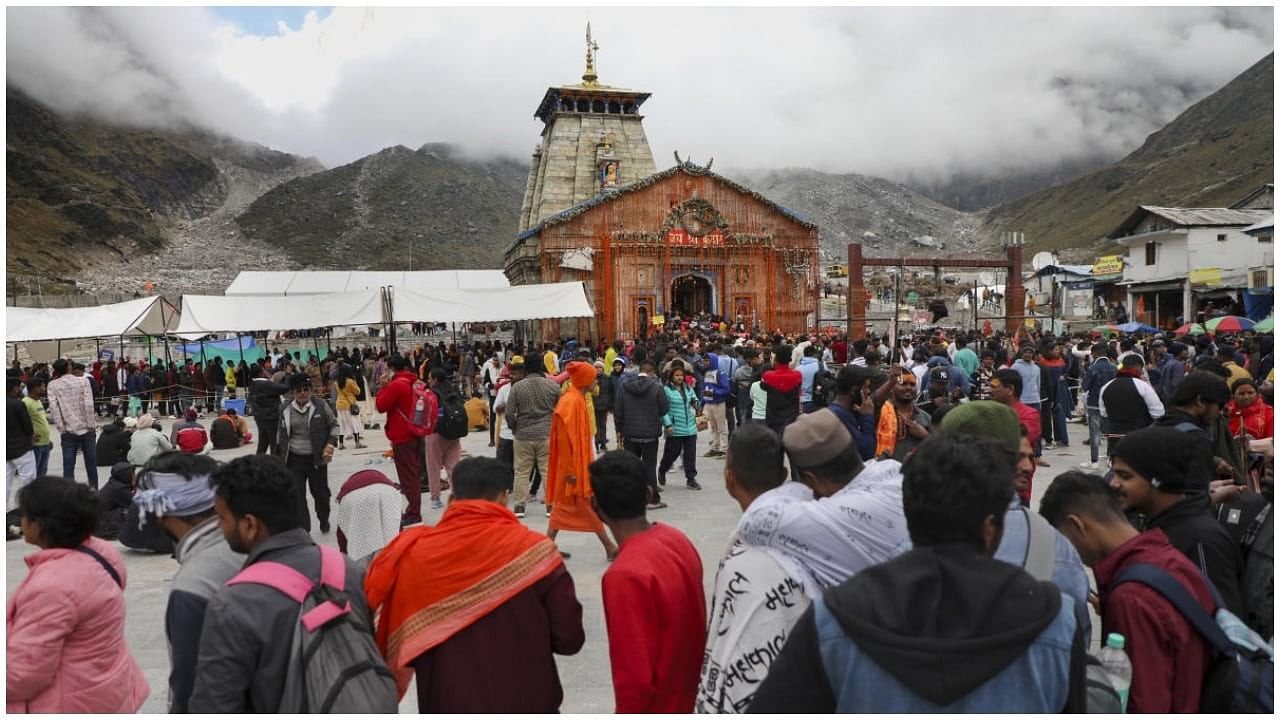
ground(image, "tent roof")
xmin=224 ymin=270 xmax=510 ymax=296
xmin=173 ymin=289 xmax=384 ymax=334
xmin=392 ymin=282 xmax=594 ymax=323
xmin=6 ymin=296 xmax=177 ymax=343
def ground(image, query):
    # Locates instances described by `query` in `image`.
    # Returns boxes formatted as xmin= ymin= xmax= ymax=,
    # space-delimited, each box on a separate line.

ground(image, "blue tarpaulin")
xmin=177 ymin=336 xmax=257 ymax=365
xmin=1243 ymin=292 xmax=1273 ymax=321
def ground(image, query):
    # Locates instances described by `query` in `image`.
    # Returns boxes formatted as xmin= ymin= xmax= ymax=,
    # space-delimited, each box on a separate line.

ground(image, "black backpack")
xmin=812 ymin=369 xmax=838 ymax=408
xmin=436 ymin=390 xmax=469 ymax=440
xmin=1112 ymin=563 xmax=1273 ymax=714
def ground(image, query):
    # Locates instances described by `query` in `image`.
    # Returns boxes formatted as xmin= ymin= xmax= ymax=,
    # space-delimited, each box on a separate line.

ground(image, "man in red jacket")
xmin=590 ymin=450 xmax=706 ymax=713
xmin=761 ymin=344 xmax=803 ymax=435
xmin=1039 ymin=471 xmax=1213 ymax=713
xmin=375 ymin=354 xmax=424 ymax=526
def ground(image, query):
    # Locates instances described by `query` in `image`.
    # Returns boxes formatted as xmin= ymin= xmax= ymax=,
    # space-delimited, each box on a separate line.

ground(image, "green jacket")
xmin=662 ymin=383 xmax=701 ymax=437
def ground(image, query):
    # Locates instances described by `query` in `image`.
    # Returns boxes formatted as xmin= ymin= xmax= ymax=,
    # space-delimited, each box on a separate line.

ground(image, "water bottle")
xmin=1098 ymin=632 xmax=1132 ymax=712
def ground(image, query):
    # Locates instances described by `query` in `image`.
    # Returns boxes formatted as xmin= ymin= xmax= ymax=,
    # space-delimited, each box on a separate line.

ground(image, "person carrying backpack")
xmin=1040 ymin=470 xmax=1272 ymax=713
xmin=189 ymin=454 xmax=397 ymax=713
xmin=425 ymin=369 xmax=466 ymax=511
xmin=375 ymin=354 xmax=436 ymax=527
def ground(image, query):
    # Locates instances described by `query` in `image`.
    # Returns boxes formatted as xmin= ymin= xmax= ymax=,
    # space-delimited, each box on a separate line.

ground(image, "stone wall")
xmin=522 ymin=113 xmax=656 ymax=229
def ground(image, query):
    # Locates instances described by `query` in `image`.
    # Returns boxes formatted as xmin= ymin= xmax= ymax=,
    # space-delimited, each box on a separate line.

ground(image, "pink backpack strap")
xmin=317 ymin=545 xmax=346 ymax=590
xmin=226 ymin=560 xmax=314 ymax=603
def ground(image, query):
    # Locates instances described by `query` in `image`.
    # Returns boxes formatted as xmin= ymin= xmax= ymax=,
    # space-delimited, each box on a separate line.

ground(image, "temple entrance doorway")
xmin=671 ymin=274 xmax=713 ymax=316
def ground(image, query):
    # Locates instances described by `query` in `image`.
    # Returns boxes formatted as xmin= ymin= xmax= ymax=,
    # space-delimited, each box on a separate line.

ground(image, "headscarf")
xmin=136 ymin=413 xmax=156 ymax=430
xmin=567 ymin=360 xmax=596 ymax=391
xmin=132 ymin=470 xmax=216 ymax=528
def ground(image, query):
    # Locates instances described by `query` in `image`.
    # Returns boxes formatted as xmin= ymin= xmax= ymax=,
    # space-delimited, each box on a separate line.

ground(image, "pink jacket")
xmin=7 ymin=536 xmax=149 ymax=713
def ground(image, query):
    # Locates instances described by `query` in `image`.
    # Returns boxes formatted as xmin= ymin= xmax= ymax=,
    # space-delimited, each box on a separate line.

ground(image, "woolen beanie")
xmin=1111 ymin=425 xmax=1211 ymax=493
xmin=937 ymin=400 xmax=1021 ymax=454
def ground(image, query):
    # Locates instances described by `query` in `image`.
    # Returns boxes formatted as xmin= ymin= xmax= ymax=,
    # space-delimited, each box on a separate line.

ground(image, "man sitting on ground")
xmin=209 ymin=408 xmax=242 ymax=450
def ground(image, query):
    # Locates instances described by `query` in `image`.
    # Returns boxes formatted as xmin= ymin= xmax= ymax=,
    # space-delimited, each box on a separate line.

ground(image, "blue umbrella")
xmin=1116 ymin=322 xmax=1158 ymax=334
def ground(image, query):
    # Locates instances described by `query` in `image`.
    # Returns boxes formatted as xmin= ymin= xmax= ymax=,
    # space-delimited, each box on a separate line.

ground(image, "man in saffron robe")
xmin=547 ymin=361 xmax=619 ymax=560
xmin=363 ymin=456 xmax=585 ymax=713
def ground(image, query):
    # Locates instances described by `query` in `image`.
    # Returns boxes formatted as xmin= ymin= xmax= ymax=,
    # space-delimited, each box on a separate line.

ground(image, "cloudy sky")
xmin=5 ymin=5 xmax=1273 ymax=184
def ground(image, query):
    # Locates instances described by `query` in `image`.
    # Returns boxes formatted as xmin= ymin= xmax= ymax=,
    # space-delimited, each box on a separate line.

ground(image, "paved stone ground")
xmin=6 ymin=409 xmax=1100 ymax=713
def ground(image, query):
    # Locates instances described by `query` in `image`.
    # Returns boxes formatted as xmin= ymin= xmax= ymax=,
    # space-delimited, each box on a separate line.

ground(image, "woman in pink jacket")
xmin=7 ymin=476 xmax=149 ymax=713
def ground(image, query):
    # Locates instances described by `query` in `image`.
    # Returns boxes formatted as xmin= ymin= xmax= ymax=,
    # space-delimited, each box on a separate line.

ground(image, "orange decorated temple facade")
xmin=505 ymin=163 xmax=821 ymax=341
xmin=504 ymin=29 xmax=820 ymax=341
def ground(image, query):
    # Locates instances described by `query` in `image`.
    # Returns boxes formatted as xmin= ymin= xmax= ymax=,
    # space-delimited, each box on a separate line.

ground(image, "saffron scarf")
xmin=875 ymin=401 xmax=899 ymax=458
xmin=364 ymin=500 xmax=562 ymax=696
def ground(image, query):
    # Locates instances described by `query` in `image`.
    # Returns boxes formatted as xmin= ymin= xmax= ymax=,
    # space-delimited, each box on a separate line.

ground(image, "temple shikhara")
xmin=505 ymin=26 xmax=821 ymax=341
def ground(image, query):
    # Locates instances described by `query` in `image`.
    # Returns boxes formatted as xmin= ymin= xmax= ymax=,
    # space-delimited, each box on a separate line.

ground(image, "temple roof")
xmin=534 ymin=84 xmax=651 ymax=124
xmin=512 ymin=162 xmax=819 ymax=249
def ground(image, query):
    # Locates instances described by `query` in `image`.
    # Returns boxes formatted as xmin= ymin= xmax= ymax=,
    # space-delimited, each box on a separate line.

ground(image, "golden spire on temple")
xmin=582 ymin=22 xmax=600 ymax=86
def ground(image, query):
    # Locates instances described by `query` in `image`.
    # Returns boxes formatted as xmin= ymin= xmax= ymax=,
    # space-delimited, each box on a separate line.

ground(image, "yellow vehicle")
xmin=827 ymin=263 xmax=848 ymax=278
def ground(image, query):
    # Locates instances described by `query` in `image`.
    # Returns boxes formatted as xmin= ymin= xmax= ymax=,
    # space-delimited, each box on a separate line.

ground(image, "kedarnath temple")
xmin=504 ymin=26 xmax=821 ymax=340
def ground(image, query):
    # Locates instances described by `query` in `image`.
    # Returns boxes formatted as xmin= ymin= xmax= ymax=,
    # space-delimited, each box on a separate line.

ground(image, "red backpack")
xmin=398 ymin=379 xmax=439 ymax=438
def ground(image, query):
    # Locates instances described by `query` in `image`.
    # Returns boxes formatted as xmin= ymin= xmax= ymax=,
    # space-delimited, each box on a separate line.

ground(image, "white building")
xmin=1109 ymin=202 xmax=1272 ymax=328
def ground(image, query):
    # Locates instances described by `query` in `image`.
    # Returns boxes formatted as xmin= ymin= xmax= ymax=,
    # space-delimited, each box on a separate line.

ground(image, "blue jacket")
xmin=926 ymin=356 xmax=970 ymax=395
xmin=662 ymin=383 xmax=700 ymax=437
xmin=828 ymin=402 xmax=876 ymax=461
xmin=747 ymin=546 xmax=1084 ymax=713
xmin=797 ymin=356 xmax=822 ymax=403
xmin=1080 ymin=358 xmax=1116 ymax=410
xmin=701 ymin=352 xmax=735 ymax=405
xmin=1157 ymin=354 xmax=1185 ymax=400
xmin=1012 ymin=359 xmax=1041 ymax=405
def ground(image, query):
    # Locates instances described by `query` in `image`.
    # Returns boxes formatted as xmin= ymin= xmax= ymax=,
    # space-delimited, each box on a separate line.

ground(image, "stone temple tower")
xmin=517 ymin=25 xmax=658 ymax=233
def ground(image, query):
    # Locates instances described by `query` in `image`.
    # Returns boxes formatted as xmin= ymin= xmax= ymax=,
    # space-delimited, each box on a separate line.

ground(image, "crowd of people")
xmin=5 ymin=318 xmax=1273 ymax=713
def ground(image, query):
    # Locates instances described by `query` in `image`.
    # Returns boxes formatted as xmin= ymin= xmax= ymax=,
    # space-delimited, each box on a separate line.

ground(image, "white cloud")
xmin=5 ymin=6 xmax=1273 ymax=182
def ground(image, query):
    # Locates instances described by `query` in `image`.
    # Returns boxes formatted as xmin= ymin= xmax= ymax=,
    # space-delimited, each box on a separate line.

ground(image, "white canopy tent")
xmin=5 ymin=295 xmax=178 ymax=343
xmin=224 ymin=270 xmax=510 ymax=296
xmin=173 ymin=289 xmax=385 ymax=334
xmin=391 ymin=282 xmax=594 ymax=323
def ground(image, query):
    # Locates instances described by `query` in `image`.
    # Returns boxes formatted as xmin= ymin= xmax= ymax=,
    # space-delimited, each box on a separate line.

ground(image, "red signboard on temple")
xmin=666 ymin=228 xmax=725 ymax=246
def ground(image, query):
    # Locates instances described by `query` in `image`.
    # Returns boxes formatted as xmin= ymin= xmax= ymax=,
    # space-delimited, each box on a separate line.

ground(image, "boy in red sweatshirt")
xmin=1039 ymin=470 xmax=1213 ymax=713
xmin=590 ymin=450 xmax=706 ymax=713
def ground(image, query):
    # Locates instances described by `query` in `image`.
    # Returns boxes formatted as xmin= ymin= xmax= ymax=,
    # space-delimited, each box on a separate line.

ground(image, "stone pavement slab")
xmin=6 ymin=409 xmax=1099 ymax=712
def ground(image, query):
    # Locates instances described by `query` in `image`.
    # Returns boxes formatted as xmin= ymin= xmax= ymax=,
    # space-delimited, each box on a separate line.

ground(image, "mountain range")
xmin=6 ymin=52 xmax=1272 ymax=294
xmin=981 ymin=52 xmax=1273 ymax=258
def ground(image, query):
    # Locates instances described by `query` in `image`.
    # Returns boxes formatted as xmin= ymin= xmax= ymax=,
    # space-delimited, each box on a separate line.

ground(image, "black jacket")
xmin=748 ymin=544 xmax=1086 ymax=713
xmin=274 ymin=398 xmax=338 ymax=467
xmin=1144 ymin=494 xmax=1247 ymax=617
xmin=595 ymin=373 xmax=615 ymax=413
xmin=7 ymin=396 xmax=33 ymax=460
xmin=248 ymin=377 xmax=290 ymax=423
xmin=614 ymin=373 xmax=668 ymax=441
xmin=96 ymin=425 xmax=133 ymax=466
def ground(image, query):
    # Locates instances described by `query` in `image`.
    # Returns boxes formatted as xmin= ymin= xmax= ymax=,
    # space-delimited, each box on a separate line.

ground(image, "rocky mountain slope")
xmin=235 ymin=143 xmax=528 ymax=270
xmin=907 ymin=156 xmax=1114 ymax=212
xmin=981 ymin=52 xmax=1274 ymax=257
xmin=723 ymin=167 xmax=981 ymax=259
xmin=6 ymin=87 xmax=322 ymax=294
